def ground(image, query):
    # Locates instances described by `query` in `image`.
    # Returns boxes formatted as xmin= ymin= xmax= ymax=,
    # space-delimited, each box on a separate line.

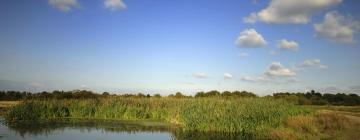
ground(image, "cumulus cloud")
xmin=314 ymin=11 xmax=360 ymax=44
xmin=264 ymin=62 xmax=296 ymax=77
xmin=49 ymin=0 xmax=79 ymax=12
xmin=300 ymin=59 xmax=328 ymax=69
xmin=224 ymin=73 xmax=233 ymax=79
xmin=104 ymin=0 xmax=126 ymax=11
xmin=235 ymin=29 xmax=267 ymax=48
xmin=241 ymin=62 xmax=297 ymax=84
xmin=194 ymin=73 xmax=207 ymax=79
xmin=244 ymin=0 xmax=342 ymax=24
xmin=277 ymin=39 xmax=299 ymax=52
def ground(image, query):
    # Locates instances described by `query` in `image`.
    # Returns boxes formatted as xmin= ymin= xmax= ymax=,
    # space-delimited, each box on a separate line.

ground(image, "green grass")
xmin=307 ymin=105 xmax=360 ymax=117
xmin=5 ymin=97 xmax=308 ymax=137
xmin=6 ymin=98 xmax=360 ymax=139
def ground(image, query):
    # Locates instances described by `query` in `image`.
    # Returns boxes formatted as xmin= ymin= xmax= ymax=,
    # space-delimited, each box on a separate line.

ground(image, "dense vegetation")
xmin=273 ymin=90 xmax=360 ymax=106
xmin=3 ymin=89 xmax=359 ymax=139
xmin=1 ymin=89 xmax=359 ymax=106
xmin=5 ymin=97 xmax=308 ymax=137
xmin=0 ymin=90 xmax=257 ymax=100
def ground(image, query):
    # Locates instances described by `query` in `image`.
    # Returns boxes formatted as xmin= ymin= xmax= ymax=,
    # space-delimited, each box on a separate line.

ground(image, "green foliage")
xmin=5 ymin=97 xmax=308 ymax=136
xmin=153 ymin=94 xmax=161 ymax=98
xmin=195 ymin=90 xmax=257 ymax=98
xmin=102 ymin=92 xmax=110 ymax=96
xmin=2 ymin=89 xmax=358 ymax=106
xmin=273 ymin=90 xmax=360 ymax=106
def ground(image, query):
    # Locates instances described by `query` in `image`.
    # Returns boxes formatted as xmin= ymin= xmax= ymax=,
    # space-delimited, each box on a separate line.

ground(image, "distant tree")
xmin=232 ymin=91 xmax=257 ymax=98
xmin=102 ymin=92 xmax=110 ymax=96
xmin=206 ymin=90 xmax=221 ymax=97
xmin=221 ymin=91 xmax=232 ymax=97
xmin=0 ymin=89 xmax=359 ymax=106
xmin=195 ymin=92 xmax=205 ymax=97
xmin=153 ymin=94 xmax=161 ymax=98
xmin=174 ymin=92 xmax=186 ymax=98
xmin=137 ymin=93 xmax=146 ymax=98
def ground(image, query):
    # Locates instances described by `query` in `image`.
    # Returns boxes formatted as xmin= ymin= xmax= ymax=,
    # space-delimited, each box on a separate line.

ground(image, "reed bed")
xmin=5 ymin=97 xmax=308 ymax=136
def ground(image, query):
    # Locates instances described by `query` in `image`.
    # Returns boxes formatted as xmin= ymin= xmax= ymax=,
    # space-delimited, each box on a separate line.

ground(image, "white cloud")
xmin=49 ymin=0 xmax=79 ymax=12
xmin=243 ymin=13 xmax=257 ymax=24
xmin=235 ymin=29 xmax=267 ymax=48
xmin=224 ymin=73 xmax=233 ymax=79
xmin=194 ymin=73 xmax=207 ymax=79
xmin=104 ymin=0 xmax=126 ymax=11
xmin=269 ymin=50 xmax=278 ymax=55
xmin=300 ymin=59 xmax=328 ymax=69
xmin=238 ymin=52 xmax=249 ymax=57
xmin=277 ymin=39 xmax=299 ymax=52
xmin=241 ymin=75 xmax=299 ymax=84
xmin=241 ymin=62 xmax=296 ymax=84
xmin=241 ymin=76 xmax=267 ymax=82
xmin=241 ymin=76 xmax=257 ymax=82
xmin=314 ymin=11 xmax=360 ymax=44
xmin=244 ymin=0 xmax=342 ymax=24
xmin=264 ymin=62 xmax=296 ymax=77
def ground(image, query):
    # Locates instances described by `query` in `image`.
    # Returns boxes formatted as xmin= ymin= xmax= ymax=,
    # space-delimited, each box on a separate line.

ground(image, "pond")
xmin=0 ymin=119 xmax=254 ymax=140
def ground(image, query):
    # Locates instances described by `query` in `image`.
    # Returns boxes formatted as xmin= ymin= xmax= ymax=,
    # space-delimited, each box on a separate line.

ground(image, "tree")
xmin=195 ymin=92 xmax=205 ymax=97
xmin=102 ymin=92 xmax=110 ymax=96
xmin=153 ymin=94 xmax=161 ymax=98
xmin=175 ymin=92 xmax=186 ymax=98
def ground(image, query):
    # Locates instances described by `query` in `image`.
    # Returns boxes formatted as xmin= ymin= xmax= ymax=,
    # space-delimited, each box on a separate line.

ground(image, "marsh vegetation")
xmin=1 ymin=90 xmax=360 ymax=139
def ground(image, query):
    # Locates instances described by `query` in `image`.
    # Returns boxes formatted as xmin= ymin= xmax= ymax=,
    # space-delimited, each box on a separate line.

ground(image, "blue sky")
xmin=0 ymin=0 xmax=360 ymax=95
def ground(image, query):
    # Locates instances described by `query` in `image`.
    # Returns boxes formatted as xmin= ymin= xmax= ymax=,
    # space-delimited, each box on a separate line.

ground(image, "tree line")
xmin=0 ymin=90 xmax=257 ymax=100
xmin=272 ymin=90 xmax=360 ymax=106
xmin=0 ymin=89 xmax=359 ymax=106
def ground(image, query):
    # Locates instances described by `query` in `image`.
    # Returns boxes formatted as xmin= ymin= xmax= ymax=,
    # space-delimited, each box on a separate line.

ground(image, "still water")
xmin=0 ymin=119 xmax=252 ymax=140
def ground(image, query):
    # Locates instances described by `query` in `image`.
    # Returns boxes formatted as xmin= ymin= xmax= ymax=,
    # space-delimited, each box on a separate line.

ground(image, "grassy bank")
xmin=5 ymin=97 xmax=307 ymax=137
xmin=6 ymin=97 xmax=359 ymax=139
xmin=271 ymin=106 xmax=360 ymax=140
xmin=0 ymin=101 xmax=20 ymax=116
xmin=308 ymin=105 xmax=360 ymax=117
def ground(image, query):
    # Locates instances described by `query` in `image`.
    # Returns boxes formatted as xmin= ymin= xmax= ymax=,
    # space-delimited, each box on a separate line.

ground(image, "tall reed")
xmin=5 ymin=97 xmax=308 ymax=136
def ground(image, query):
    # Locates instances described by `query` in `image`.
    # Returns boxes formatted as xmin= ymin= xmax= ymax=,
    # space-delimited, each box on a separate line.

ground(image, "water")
xmin=0 ymin=119 xmax=252 ymax=140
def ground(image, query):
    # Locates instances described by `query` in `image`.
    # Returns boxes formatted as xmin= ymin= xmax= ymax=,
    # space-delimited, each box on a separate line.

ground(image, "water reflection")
xmin=1 ymin=119 xmax=255 ymax=140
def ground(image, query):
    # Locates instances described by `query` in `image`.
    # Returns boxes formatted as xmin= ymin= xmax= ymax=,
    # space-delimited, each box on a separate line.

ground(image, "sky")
xmin=0 ymin=0 xmax=360 ymax=96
